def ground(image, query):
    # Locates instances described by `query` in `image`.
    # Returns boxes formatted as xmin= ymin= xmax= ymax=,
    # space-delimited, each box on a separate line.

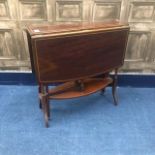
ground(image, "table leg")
xmin=42 ymin=95 xmax=49 ymax=127
xmin=100 ymin=72 xmax=109 ymax=95
xmin=112 ymin=69 xmax=118 ymax=105
xmin=40 ymin=85 xmax=51 ymax=127
xmin=38 ymin=84 xmax=42 ymax=109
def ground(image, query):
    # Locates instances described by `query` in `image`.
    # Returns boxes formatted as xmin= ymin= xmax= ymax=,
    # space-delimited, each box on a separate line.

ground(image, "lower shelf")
xmin=48 ymin=77 xmax=113 ymax=99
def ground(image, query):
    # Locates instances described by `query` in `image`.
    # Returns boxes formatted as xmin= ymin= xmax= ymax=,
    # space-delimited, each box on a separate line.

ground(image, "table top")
xmin=26 ymin=21 xmax=129 ymax=37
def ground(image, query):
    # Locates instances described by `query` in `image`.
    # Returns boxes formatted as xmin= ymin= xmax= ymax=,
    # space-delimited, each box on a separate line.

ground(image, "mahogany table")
xmin=26 ymin=21 xmax=130 ymax=127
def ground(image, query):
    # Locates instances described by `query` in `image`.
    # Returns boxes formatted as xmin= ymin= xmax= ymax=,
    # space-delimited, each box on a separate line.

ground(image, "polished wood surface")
xmin=27 ymin=21 xmax=129 ymax=83
xmin=36 ymin=29 xmax=128 ymax=83
xmin=26 ymin=21 xmax=130 ymax=127
xmin=27 ymin=21 xmax=127 ymax=36
xmin=48 ymin=78 xmax=113 ymax=99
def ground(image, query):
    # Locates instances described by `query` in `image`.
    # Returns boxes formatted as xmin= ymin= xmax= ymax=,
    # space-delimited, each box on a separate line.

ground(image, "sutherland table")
xmin=26 ymin=21 xmax=130 ymax=127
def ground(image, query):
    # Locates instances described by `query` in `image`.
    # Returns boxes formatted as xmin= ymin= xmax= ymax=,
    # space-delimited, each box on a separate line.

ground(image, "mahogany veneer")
xmin=26 ymin=21 xmax=130 ymax=127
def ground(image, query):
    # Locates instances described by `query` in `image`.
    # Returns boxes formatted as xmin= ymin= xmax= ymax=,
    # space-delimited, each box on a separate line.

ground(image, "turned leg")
xmin=45 ymin=85 xmax=50 ymax=119
xmin=38 ymin=84 xmax=42 ymax=109
xmin=100 ymin=72 xmax=109 ymax=95
xmin=101 ymin=88 xmax=105 ymax=95
xmin=40 ymin=85 xmax=51 ymax=127
xmin=112 ymin=69 xmax=118 ymax=105
xmin=42 ymin=95 xmax=49 ymax=127
xmin=46 ymin=96 xmax=50 ymax=119
xmin=75 ymin=80 xmax=84 ymax=91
